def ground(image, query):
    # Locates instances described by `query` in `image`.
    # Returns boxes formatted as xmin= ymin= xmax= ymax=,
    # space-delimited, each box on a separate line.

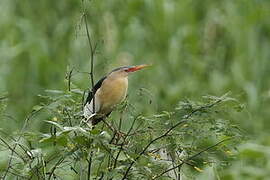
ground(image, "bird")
xmin=83 ymin=64 xmax=149 ymax=126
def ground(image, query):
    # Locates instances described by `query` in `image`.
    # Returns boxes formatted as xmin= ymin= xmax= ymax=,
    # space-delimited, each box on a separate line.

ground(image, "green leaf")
xmin=32 ymin=105 xmax=43 ymax=111
xmin=45 ymin=89 xmax=64 ymax=94
xmin=44 ymin=120 xmax=63 ymax=129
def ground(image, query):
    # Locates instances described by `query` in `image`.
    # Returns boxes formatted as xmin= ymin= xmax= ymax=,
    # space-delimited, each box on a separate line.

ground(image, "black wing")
xmin=84 ymin=76 xmax=114 ymax=125
xmin=84 ymin=76 xmax=107 ymax=106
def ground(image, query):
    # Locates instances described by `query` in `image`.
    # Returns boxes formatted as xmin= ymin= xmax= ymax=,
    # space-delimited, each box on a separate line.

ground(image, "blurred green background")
xmin=1 ymin=0 xmax=270 ymax=179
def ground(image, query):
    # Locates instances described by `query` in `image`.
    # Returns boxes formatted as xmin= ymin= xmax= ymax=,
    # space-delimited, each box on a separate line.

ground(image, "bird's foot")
xmin=80 ymin=114 xmax=97 ymax=129
xmin=115 ymin=130 xmax=126 ymax=139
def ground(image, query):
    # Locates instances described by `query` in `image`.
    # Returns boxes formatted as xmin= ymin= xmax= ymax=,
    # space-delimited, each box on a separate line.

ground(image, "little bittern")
xmin=83 ymin=64 xmax=149 ymax=125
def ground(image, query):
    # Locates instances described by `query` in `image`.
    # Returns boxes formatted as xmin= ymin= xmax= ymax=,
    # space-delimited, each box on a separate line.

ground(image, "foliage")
xmin=0 ymin=89 xmax=242 ymax=179
xmin=1 ymin=0 xmax=270 ymax=179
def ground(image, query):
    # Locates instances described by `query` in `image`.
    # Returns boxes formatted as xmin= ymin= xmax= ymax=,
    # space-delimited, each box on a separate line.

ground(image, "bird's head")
xmin=110 ymin=64 xmax=150 ymax=77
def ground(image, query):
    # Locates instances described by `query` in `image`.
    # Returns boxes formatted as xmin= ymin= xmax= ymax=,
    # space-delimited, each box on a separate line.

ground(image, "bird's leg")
xmin=101 ymin=118 xmax=115 ymax=131
xmin=100 ymin=118 xmax=126 ymax=140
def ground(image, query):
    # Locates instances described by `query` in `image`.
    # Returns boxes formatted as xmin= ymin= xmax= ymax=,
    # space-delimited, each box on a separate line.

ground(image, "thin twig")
xmin=0 ymin=137 xmax=26 ymax=162
xmin=121 ymin=98 xmax=224 ymax=179
xmin=112 ymin=115 xmax=139 ymax=169
xmin=152 ymin=137 xmax=232 ymax=179
xmin=95 ymin=159 xmax=105 ymax=180
xmin=80 ymin=4 xmax=97 ymax=179
xmin=66 ymin=68 xmax=74 ymax=91
xmin=48 ymin=156 xmax=66 ymax=180
xmin=187 ymin=137 xmax=232 ymax=161
xmin=82 ymin=90 xmax=86 ymax=111
xmin=82 ymin=3 xmax=96 ymax=112
xmin=3 ymin=109 xmax=42 ymax=179
xmin=87 ymin=151 xmax=93 ymax=180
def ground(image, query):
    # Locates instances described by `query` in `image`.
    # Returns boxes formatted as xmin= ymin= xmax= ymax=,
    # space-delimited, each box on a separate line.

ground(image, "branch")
xmin=121 ymin=98 xmax=224 ymax=179
xmin=0 ymin=137 xmax=26 ymax=162
xmin=187 ymin=137 xmax=232 ymax=161
xmin=87 ymin=151 xmax=93 ymax=180
xmin=152 ymin=137 xmax=232 ymax=179
xmin=3 ymin=109 xmax=42 ymax=179
xmin=81 ymin=2 xmax=96 ymax=112
xmin=65 ymin=67 xmax=74 ymax=91
xmin=48 ymin=156 xmax=66 ymax=180
xmin=112 ymin=115 xmax=140 ymax=170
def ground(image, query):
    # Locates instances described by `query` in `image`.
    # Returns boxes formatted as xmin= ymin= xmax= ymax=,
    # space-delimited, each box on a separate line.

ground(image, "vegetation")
xmin=1 ymin=0 xmax=270 ymax=179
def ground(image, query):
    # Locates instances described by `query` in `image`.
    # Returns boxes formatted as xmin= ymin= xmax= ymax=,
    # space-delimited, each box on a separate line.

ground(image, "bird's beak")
xmin=126 ymin=64 xmax=151 ymax=72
